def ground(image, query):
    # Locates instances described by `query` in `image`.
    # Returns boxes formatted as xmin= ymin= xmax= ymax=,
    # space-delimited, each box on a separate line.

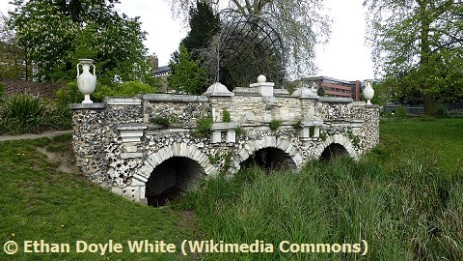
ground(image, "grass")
xmin=377 ymin=117 xmax=463 ymax=173
xmin=176 ymin=118 xmax=463 ymax=260
xmin=0 ymin=137 xmax=197 ymax=260
xmin=0 ymin=118 xmax=462 ymax=260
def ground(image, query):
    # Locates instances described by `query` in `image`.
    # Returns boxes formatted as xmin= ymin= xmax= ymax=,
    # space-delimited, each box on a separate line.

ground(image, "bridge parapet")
xmin=71 ymin=76 xmax=380 ymax=204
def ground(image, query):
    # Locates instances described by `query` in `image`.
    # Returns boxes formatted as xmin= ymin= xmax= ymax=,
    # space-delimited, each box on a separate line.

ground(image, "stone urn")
xmin=363 ymin=80 xmax=375 ymax=105
xmin=77 ymin=58 xmax=96 ymax=104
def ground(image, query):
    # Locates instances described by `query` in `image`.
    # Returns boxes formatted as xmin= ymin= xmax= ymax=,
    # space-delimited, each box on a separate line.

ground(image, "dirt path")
xmin=0 ymin=130 xmax=73 ymax=142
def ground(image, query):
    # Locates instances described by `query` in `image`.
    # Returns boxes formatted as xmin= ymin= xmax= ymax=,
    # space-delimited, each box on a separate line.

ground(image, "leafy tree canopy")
xmin=9 ymin=0 xmax=156 ymax=85
xmin=364 ymin=0 xmax=463 ymax=114
xmin=0 ymin=12 xmax=25 ymax=80
xmin=168 ymin=0 xmax=330 ymax=80
xmin=168 ymin=44 xmax=208 ymax=95
xmin=181 ymin=1 xmax=221 ymax=56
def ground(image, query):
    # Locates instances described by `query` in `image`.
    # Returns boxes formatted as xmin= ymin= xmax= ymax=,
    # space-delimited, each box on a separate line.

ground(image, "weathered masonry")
xmin=71 ymin=76 xmax=380 ymax=205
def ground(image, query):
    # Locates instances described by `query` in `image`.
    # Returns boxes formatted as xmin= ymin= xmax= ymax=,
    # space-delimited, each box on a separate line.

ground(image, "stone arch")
xmin=234 ymin=136 xmax=303 ymax=172
xmin=133 ymin=143 xmax=218 ymax=205
xmin=313 ymin=134 xmax=358 ymax=160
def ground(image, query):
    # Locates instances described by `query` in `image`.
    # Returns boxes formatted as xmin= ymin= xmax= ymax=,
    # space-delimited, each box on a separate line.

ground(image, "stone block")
xmin=226 ymin=130 xmax=236 ymax=143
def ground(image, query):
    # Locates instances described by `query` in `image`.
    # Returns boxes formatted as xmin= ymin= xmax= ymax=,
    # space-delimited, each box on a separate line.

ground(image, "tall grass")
xmin=0 ymin=94 xmax=71 ymax=134
xmin=176 ymin=152 xmax=463 ymax=260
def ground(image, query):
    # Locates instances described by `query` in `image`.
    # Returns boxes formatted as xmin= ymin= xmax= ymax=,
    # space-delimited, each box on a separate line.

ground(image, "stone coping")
xmin=143 ymin=94 xmax=208 ymax=103
xmin=70 ymin=103 xmax=106 ymax=110
xmin=116 ymin=124 xmax=148 ymax=131
xmin=274 ymin=89 xmax=290 ymax=95
xmin=319 ymin=97 xmax=353 ymax=103
xmin=302 ymin=120 xmax=323 ymax=127
xmin=105 ymin=98 xmax=142 ymax=105
xmin=233 ymin=87 xmax=259 ymax=94
xmin=211 ymin=122 xmax=238 ymax=131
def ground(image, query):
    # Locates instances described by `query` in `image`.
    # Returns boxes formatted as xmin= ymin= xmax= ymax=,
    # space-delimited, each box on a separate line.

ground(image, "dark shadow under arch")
xmin=320 ymin=143 xmax=350 ymax=161
xmin=146 ymin=157 xmax=205 ymax=207
xmin=240 ymin=147 xmax=297 ymax=171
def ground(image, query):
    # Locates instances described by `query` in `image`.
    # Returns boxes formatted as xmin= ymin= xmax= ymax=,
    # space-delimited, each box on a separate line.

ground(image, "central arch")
xmin=234 ymin=136 xmax=303 ymax=172
xmin=241 ymin=147 xmax=297 ymax=171
xmin=146 ymin=157 xmax=204 ymax=206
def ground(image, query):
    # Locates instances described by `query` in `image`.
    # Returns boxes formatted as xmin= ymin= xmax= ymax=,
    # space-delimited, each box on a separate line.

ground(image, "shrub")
xmin=152 ymin=117 xmax=170 ymax=128
xmin=1 ymin=94 xmax=43 ymax=134
xmin=0 ymin=82 xmax=5 ymax=102
xmin=269 ymin=119 xmax=281 ymax=131
xmin=235 ymin=126 xmax=245 ymax=138
xmin=0 ymin=94 xmax=71 ymax=135
xmin=193 ymin=116 xmax=213 ymax=138
xmin=118 ymin=81 xmax=157 ymax=97
xmin=436 ymin=107 xmax=448 ymax=118
xmin=395 ymin=105 xmax=408 ymax=118
xmin=55 ymin=81 xmax=84 ymax=108
xmin=57 ymin=81 xmax=158 ymax=105
xmin=292 ymin=120 xmax=302 ymax=130
xmin=221 ymin=109 xmax=231 ymax=122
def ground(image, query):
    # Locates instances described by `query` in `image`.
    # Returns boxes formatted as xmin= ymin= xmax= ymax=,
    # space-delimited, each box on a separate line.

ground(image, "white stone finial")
xmin=363 ymin=80 xmax=375 ymax=105
xmin=257 ymin=75 xmax=266 ymax=83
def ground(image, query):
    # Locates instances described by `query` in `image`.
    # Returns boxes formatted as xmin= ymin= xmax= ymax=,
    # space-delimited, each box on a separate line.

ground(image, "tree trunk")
xmin=423 ymin=94 xmax=435 ymax=116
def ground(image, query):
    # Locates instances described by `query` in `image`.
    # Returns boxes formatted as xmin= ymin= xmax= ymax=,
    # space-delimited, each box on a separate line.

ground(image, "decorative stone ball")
xmin=257 ymin=75 xmax=267 ymax=83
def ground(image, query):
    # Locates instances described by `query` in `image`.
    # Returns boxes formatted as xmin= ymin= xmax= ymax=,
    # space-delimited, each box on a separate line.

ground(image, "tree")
xmin=0 ymin=12 xmax=26 ymax=80
xmin=181 ymin=1 xmax=221 ymax=57
xmin=168 ymin=44 xmax=208 ymax=94
xmin=167 ymin=0 xmax=330 ymax=78
xmin=9 ymin=0 xmax=153 ymax=85
xmin=364 ymin=0 xmax=463 ymax=115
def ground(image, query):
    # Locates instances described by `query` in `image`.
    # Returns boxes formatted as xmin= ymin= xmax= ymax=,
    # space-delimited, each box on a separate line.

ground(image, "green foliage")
xmin=234 ymin=126 xmax=245 ymax=138
xmin=92 ymin=81 xmax=157 ymax=101
xmin=292 ymin=119 xmax=302 ymax=130
xmin=0 ymin=13 xmax=27 ymax=80
xmin=221 ymin=109 xmax=231 ymax=122
xmin=370 ymin=80 xmax=392 ymax=105
xmin=0 ymin=81 xmax=4 ymax=101
xmin=319 ymin=131 xmax=327 ymax=141
xmin=208 ymin=152 xmax=221 ymax=165
xmin=170 ymin=0 xmax=330 ymax=80
xmin=181 ymin=1 xmax=220 ymax=56
xmin=364 ymin=0 xmax=463 ymax=115
xmin=395 ymin=105 xmax=408 ymax=118
xmin=193 ymin=116 xmax=213 ymax=138
xmin=0 ymin=94 xmax=71 ymax=134
xmin=317 ymin=86 xmax=325 ymax=96
xmin=436 ymin=107 xmax=448 ymax=118
xmin=346 ymin=129 xmax=361 ymax=148
xmin=0 ymin=136 xmax=197 ymax=260
xmin=9 ymin=0 xmax=151 ymax=84
xmin=268 ymin=119 xmax=281 ymax=131
xmin=177 ymin=119 xmax=463 ymax=260
xmin=55 ymin=81 xmax=84 ymax=108
xmin=168 ymin=44 xmax=208 ymax=95
xmin=151 ymin=117 xmax=170 ymax=128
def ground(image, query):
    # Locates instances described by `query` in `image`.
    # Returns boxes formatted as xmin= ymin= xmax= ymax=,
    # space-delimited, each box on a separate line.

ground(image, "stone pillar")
xmin=250 ymin=75 xmax=274 ymax=97
xmin=203 ymin=82 xmax=237 ymax=146
xmin=292 ymin=86 xmax=323 ymax=140
xmin=70 ymin=103 xmax=108 ymax=184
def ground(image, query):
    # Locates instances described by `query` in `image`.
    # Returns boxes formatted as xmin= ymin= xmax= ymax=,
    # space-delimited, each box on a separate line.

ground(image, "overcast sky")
xmin=0 ymin=0 xmax=375 ymax=81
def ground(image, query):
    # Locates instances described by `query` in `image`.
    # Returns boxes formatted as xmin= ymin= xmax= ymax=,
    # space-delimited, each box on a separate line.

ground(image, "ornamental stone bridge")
xmin=71 ymin=76 xmax=380 ymax=205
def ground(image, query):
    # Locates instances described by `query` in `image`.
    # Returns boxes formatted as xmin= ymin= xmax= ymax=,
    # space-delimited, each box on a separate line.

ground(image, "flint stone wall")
xmin=71 ymin=83 xmax=380 ymax=204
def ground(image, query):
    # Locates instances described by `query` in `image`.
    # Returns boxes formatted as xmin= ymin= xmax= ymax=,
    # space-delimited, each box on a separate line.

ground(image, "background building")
xmin=302 ymin=76 xmax=362 ymax=101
